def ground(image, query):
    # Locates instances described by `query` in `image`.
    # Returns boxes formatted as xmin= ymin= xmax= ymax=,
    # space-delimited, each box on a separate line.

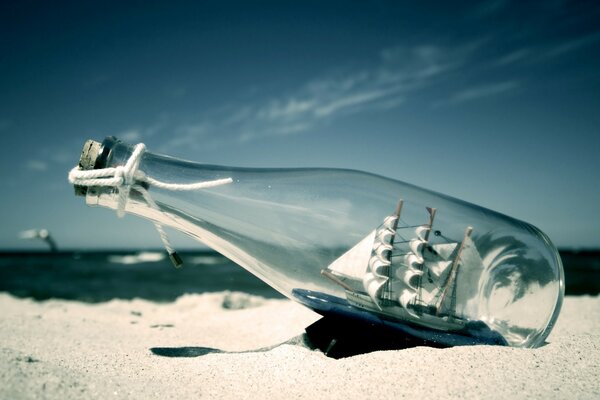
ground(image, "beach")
xmin=1 ymin=291 xmax=598 ymax=399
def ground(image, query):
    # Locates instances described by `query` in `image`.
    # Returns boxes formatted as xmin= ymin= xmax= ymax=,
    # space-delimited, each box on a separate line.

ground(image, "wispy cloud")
xmin=434 ymin=81 xmax=520 ymax=107
xmin=544 ymin=31 xmax=600 ymax=59
xmin=111 ymin=116 xmax=171 ymax=144
xmin=486 ymin=31 xmax=600 ymax=72
xmin=485 ymin=30 xmax=600 ymax=75
xmin=492 ymin=48 xmax=531 ymax=67
xmin=150 ymin=42 xmax=484 ymax=151
xmin=118 ymin=129 xmax=142 ymax=142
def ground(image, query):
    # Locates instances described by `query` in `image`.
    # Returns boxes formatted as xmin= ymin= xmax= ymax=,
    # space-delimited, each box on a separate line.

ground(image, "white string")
xmin=68 ymin=143 xmax=233 ymax=266
xmin=134 ymin=184 xmax=176 ymax=256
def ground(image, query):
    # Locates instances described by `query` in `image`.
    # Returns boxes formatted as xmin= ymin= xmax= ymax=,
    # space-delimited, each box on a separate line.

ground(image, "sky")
xmin=0 ymin=0 xmax=599 ymax=250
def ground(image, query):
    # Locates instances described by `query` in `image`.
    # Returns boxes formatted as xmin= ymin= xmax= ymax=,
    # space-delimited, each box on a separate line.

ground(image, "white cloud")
xmin=258 ymin=99 xmax=316 ymax=121
xmin=26 ymin=160 xmax=48 ymax=171
xmin=118 ymin=129 xmax=142 ymax=142
xmin=50 ymin=151 xmax=74 ymax=164
xmin=435 ymin=81 xmax=520 ymax=107
xmin=157 ymin=122 xmax=211 ymax=150
xmin=314 ymin=89 xmax=390 ymax=117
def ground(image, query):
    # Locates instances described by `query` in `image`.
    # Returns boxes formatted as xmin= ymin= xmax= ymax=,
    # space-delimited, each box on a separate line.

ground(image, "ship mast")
xmin=434 ymin=226 xmax=473 ymax=316
xmin=414 ymin=207 xmax=436 ymax=305
xmin=383 ymin=199 xmax=403 ymax=302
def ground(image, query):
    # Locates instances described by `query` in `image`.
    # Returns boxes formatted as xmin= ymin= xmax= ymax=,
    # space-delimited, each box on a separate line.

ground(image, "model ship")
xmin=320 ymin=200 xmax=484 ymax=333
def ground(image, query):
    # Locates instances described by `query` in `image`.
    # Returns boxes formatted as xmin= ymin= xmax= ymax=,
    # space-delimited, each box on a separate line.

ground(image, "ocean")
xmin=0 ymin=250 xmax=598 ymax=302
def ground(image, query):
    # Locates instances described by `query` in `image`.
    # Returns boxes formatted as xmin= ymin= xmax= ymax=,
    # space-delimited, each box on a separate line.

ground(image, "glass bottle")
xmin=70 ymin=137 xmax=564 ymax=348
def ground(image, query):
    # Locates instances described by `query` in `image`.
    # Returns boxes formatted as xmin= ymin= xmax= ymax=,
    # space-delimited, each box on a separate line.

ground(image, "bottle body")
xmin=81 ymin=138 xmax=564 ymax=348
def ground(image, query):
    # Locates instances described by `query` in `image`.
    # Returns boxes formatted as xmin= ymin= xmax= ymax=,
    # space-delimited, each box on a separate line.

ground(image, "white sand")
xmin=1 ymin=292 xmax=598 ymax=399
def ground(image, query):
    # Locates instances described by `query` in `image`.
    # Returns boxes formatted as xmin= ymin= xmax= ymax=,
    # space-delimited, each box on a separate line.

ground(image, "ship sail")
xmin=450 ymin=233 xmax=484 ymax=318
xmin=425 ymin=242 xmax=458 ymax=261
xmin=327 ymin=229 xmax=377 ymax=280
xmin=417 ymin=242 xmax=458 ymax=305
xmin=362 ymin=213 xmax=399 ymax=303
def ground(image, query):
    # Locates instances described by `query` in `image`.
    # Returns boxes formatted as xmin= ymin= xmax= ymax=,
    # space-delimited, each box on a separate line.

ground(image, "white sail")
xmin=377 ymin=228 xmax=394 ymax=243
xmin=399 ymin=290 xmax=415 ymax=308
xmin=428 ymin=242 xmax=458 ymax=260
xmin=452 ymin=234 xmax=484 ymax=319
xmin=404 ymin=253 xmax=423 ymax=269
xmin=374 ymin=241 xmax=393 ymax=259
xmin=399 ymin=290 xmax=419 ymax=316
xmin=327 ymin=230 xmax=376 ymax=280
xmin=409 ymin=238 xmax=425 ymax=257
xmin=427 ymin=259 xmax=453 ymax=277
xmin=417 ymin=258 xmax=454 ymax=305
xmin=396 ymin=267 xmax=423 ymax=288
xmin=368 ymin=256 xmax=390 ymax=278
xmin=363 ymin=272 xmax=387 ymax=306
xmin=416 ymin=241 xmax=458 ymax=304
xmin=362 ymin=217 xmax=401 ymax=304
xmin=415 ymin=225 xmax=430 ymax=240
xmin=383 ymin=215 xmax=398 ymax=229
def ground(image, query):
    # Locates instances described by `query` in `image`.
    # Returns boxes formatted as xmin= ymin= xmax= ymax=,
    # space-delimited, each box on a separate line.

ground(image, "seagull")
xmin=19 ymin=229 xmax=58 ymax=252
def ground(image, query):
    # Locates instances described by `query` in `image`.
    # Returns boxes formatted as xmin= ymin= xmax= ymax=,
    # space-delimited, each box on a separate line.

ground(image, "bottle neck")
xmin=77 ymin=137 xmax=235 ymax=268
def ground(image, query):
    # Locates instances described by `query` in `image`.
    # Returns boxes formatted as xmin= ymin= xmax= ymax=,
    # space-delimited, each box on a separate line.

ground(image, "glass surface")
xmin=82 ymin=138 xmax=564 ymax=348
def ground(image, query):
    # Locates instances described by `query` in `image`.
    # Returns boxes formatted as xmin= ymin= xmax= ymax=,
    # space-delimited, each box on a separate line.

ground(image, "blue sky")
xmin=1 ymin=1 xmax=599 ymax=250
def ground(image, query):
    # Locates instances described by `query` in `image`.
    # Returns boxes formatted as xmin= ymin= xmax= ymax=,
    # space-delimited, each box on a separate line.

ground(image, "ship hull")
xmin=292 ymin=288 xmax=508 ymax=347
xmin=344 ymin=290 xmax=467 ymax=332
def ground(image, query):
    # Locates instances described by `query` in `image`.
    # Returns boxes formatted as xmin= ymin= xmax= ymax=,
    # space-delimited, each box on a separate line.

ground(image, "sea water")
xmin=0 ymin=250 xmax=281 ymax=302
xmin=0 ymin=250 xmax=597 ymax=302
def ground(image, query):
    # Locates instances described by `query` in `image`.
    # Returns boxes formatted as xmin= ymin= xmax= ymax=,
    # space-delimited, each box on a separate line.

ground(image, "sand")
xmin=1 ymin=292 xmax=598 ymax=399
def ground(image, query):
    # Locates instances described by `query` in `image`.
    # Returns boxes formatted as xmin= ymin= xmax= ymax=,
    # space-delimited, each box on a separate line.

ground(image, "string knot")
xmin=114 ymin=166 xmax=126 ymax=184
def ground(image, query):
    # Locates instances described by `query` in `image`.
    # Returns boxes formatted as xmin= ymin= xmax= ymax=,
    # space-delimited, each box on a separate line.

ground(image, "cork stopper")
xmin=74 ymin=139 xmax=102 ymax=196
xmin=79 ymin=140 xmax=102 ymax=170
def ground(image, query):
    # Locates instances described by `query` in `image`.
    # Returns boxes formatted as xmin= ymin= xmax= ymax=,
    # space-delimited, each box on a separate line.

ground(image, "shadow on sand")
xmin=150 ymin=347 xmax=225 ymax=357
xmin=150 ymin=319 xmax=432 ymax=360
xmin=150 ymin=335 xmax=313 ymax=358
